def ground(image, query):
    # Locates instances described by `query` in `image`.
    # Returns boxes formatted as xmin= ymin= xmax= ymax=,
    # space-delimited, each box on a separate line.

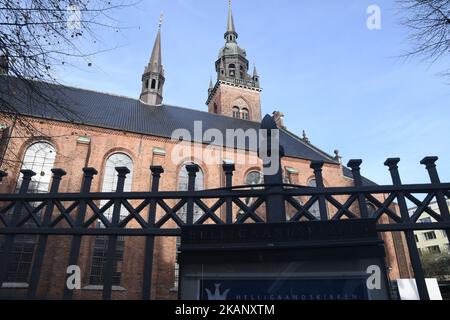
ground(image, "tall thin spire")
xmin=140 ymin=13 xmax=165 ymax=105
xmin=208 ymin=76 xmax=214 ymax=96
xmin=227 ymin=0 xmax=235 ymax=33
xmin=149 ymin=12 xmax=163 ymax=72
xmin=225 ymin=0 xmax=238 ymax=42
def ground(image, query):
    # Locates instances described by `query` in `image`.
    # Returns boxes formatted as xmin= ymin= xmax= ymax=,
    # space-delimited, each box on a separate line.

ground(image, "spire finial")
xmin=334 ymin=149 xmax=342 ymax=164
xmin=158 ymin=11 xmax=164 ymax=31
xmin=302 ymin=130 xmax=310 ymax=144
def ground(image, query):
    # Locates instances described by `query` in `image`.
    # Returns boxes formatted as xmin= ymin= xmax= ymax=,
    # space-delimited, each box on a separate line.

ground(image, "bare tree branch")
xmin=0 ymin=0 xmax=140 ymax=168
xmin=398 ymin=0 xmax=450 ymax=75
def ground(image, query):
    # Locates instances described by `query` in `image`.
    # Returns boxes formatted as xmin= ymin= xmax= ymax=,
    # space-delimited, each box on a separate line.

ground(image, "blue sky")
xmin=58 ymin=0 xmax=450 ymax=186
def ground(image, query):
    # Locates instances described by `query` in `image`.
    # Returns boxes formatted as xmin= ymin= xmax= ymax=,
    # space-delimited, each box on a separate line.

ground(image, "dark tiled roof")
xmin=0 ymin=76 xmax=377 ymax=186
xmin=342 ymin=166 xmax=377 ymax=186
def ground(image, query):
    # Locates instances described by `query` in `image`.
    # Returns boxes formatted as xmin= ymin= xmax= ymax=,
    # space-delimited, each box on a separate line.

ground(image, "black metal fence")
xmin=0 ymin=155 xmax=449 ymax=300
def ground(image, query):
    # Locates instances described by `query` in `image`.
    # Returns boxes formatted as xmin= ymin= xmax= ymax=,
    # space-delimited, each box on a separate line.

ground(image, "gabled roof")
xmin=0 ymin=76 xmax=377 ymax=186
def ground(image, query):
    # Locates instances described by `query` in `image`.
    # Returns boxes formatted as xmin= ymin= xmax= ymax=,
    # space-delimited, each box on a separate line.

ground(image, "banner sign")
xmin=200 ymin=278 xmax=369 ymax=301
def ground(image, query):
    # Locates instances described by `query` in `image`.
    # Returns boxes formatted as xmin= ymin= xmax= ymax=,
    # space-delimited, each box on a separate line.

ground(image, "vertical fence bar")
xmin=421 ymin=157 xmax=450 ymax=240
xmin=310 ymin=161 xmax=328 ymax=221
xmin=260 ymin=115 xmax=286 ymax=223
xmin=0 ymin=169 xmax=36 ymax=287
xmin=384 ymin=158 xmax=429 ymax=300
xmin=102 ymin=167 xmax=130 ymax=300
xmin=347 ymin=160 xmax=369 ymax=219
xmin=223 ymin=164 xmax=235 ymax=224
xmin=0 ymin=170 xmax=7 ymax=182
xmin=27 ymin=169 xmax=66 ymax=299
xmin=142 ymin=166 xmax=164 ymax=300
xmin=63 ymin=167 xmax=97 ymax=300
xmin=186 ymin=164 xmax=199 ymax=225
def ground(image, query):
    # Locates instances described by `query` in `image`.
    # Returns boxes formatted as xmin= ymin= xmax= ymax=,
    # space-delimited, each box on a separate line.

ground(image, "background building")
xmin=410 ymin=200 xmax=450 ymax=255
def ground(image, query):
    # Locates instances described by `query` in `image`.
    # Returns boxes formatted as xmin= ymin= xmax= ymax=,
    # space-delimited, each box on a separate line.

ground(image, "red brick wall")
xmin=0 ymin=116 xmax=412 ymax=299
xmin=208 ymin=83 xmax=261 ymax=121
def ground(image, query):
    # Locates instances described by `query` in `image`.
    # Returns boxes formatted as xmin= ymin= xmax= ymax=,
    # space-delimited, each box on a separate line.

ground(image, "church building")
xmin=0 ymin=3 xmax=412 ymax=299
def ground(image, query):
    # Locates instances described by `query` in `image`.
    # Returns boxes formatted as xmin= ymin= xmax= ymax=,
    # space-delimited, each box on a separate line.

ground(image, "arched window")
xmin=213 ymin=103 xmax=218 ymax=114
xmin=241 ymin=108 xmax=249 ymax=120
xmin=89 ymin=153 xmax=133 ymax=287
xmin=232 ymin=107 xmax=240 ymax=119
xmin=5 ymin=142 xmax=56 ymax=283
xmin=308 ymin=179 xmax=327 ymax=220
xmin=19 ymin=142 xmax=56 ymax=193
xmin=151 ymin=79 xmax=156 ymax=89
xmin=241 ymin=171 xmax=264 ymax=218
xmin=145 ymin=79 xmax=149 ymax=89
xmin=228 ymin=64 xmax=236 ymax=77
xmin=100 ymin=153 xmax=133 ymax=200
xmin=246 ymin=171 xmax=263 ymax=186
xmin=177 ymin=163 xmax=204 ymax=223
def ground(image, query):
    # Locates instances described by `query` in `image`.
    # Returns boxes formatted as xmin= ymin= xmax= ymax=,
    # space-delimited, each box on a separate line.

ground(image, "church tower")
xmin=140 ymin=14 xmax=165 ymax=105
xmin=206 ymin=1 xmax=262 ymax=121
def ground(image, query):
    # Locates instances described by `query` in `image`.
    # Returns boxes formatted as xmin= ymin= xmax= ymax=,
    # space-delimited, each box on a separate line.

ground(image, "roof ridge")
xmin=57 ymin=83 xmax=140 ymax=102
xmin=2 ymin=75 xmax=140 ymax=103
xmin=281 ymin=127 xmax=338 ymax=163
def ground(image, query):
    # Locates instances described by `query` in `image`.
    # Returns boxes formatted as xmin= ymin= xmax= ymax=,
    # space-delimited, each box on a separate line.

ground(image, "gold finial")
xmin=158 ymin=11 xmax=164 ymax=30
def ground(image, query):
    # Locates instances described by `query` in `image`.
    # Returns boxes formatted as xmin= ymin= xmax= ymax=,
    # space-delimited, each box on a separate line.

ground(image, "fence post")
xmin=0 ymin=169 xmax=36 ymax=287
xmin=102 ymin=167 xmax=130 ymax=300
xmin=420 ymin=157 xmax=450 ymax=240
xmin=347 ymin=159 xmax=369 ymax=219
xmin=63 ymin=167 xmax=97 ymax=300
xmin=223 ymin=163 xmax=235 ymax=224
xmin=0 ymin=170 xmax=7 ymax=182
xmin=142 ymin=166 xmax=164 ymax=300
xmin=384 ymin=158 xmax=430 ymax=300
xmin=310 ymin=161 xmax=328 ymax=221
xmin=260 ymin=115 xmax=286 ymax=223
xmin=27 ymin=169 xmax=66 ymax=299
xmin=186 ymin=164 xmax=199 ymax=225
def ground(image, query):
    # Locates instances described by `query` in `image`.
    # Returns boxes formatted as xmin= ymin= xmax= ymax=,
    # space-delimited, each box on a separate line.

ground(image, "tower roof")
xmin=224 ymin=0 xmax=238 ymax=41
xmin=253 ymin=64 xmax=258 ymax=78
xmin=209 ymin=76 xmax=214 ymax=89
xmin=227 ymin=0 xmax=236 ymax=34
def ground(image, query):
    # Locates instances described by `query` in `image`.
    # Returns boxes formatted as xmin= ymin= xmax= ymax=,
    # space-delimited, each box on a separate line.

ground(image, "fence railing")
xmin=0 ymin=155 xmax=449 ymax=300
xmin=1 ymin=114 xmax=449 ymax=300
